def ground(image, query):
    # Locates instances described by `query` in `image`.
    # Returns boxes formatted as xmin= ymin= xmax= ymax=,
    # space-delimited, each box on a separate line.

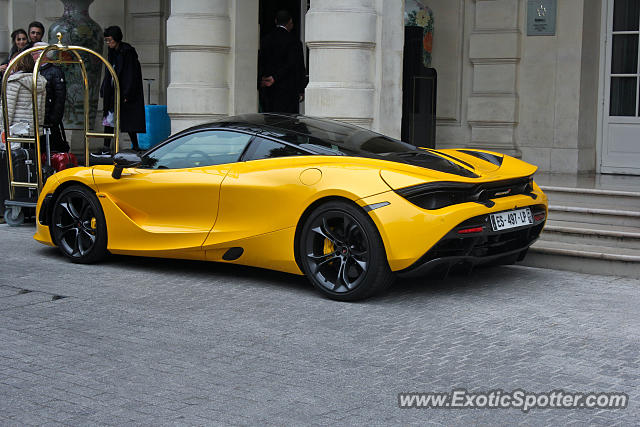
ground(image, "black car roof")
xmin=175 ymin=114 xmax=478 ymax=178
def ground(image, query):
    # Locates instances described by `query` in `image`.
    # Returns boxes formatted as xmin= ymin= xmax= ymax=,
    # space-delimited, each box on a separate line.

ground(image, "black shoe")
xmin=91 ymin=148 xmax=111 ymax=156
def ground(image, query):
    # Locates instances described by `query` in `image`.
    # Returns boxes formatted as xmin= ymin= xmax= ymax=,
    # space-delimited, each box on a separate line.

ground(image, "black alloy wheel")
xmin=51 ymin=185 xmax=108 ymax=263
xmin=299 ymin=200 xmax=394 ymax=301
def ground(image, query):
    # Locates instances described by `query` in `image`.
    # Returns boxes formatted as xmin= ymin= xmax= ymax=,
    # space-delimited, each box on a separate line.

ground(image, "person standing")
xmin=0 ymin=54 xmax=47 ymax=139
xmin=96 ymin=25 xmax=145 ymax=153
xmin=258 ymin=10 xmax=308 ymax=113
xmin=0 ymin=29 xmax=29 ymax=74
xmin=32 ymin=42 xmax=68 ymax=152
xmin=27 ymin=21 xmax=45 ymax=45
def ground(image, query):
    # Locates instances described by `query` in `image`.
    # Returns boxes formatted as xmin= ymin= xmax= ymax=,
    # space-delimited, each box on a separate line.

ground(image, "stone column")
xmin=166 ymin=0 xmax=231 ymax=133
xmin=467 ymin=0 xmax=521 ymax=157
xmin=0 ymin=0 xmax=8 ymax=62
xmin=305 ymin=0 xmax=377 ymax=129
xmin=228 ymin=0 xmax=258 ymax=115
xmin=127 ymin=0 xmax=168 ymax=105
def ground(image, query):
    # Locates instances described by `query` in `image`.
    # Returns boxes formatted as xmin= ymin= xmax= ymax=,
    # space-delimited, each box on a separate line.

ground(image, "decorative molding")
xmin=470 ymin=91 xmax=518 ymax=97
xmin=471 ymin=28 xmax=520 ymax=34
xmin=307 ymin=8 xmax=376 ymax=14
xmin=168 ymin=83 xmax=230 ymax=90
xmin=167 ymin=13 xmax=229 ymax=20
xmin=169 ymin=113 xmax=228 ymax=120
xmin=468 ymin=121 xmax=518 ymax=127
xmin=306 ymin=41 xmax=376 ymax=50
xmin=469 ymin=58 xmax=520 ymax=65
xmin=306 ymin=82 xmax=375 ymax=90
xmin=326 ymin=117 xmax=374 ymax=127
xmin=131 ymin=12 xmax=163 ymax=18
xmin=167 ymin=45 xmax=231 ymax=54
xmin=437 ymin=118 xmax=462 ymax=125
xmin=446 ymin=0 xmax=466 ymax=126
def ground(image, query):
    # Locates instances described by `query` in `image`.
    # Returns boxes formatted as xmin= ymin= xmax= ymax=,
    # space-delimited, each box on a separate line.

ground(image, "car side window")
xmin=140 ymin=130 xmax=252 ymax=169
xmin=242 ymin=136 xmax=308 ymax=161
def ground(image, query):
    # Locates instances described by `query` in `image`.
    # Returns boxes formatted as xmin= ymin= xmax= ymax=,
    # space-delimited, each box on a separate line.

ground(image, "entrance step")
xmin=519 ymin=180 xmax=640 ymax=278
xmin=523 ymin=240 xmax=640 ymax=279
xmin=542 ymin=185 xmax=640 ymax=211
xmin=547 ymin=205 xmax=640 ymax=228
xmin=542 ymin=220 xmax=640 ymax=250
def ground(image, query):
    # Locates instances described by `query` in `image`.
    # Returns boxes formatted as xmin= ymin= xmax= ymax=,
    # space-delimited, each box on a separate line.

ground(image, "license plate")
xmin=490 ymin=208 xmax=533 ymax=231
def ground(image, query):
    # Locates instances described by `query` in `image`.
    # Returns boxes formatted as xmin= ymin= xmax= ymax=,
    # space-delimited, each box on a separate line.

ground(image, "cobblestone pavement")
xmin=1 ymin=223 xmax=639 ymax=426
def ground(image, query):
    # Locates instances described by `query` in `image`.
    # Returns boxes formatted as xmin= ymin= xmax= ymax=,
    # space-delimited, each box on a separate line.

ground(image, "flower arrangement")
xmin=404 ymin=0 xmax=434 ymax=68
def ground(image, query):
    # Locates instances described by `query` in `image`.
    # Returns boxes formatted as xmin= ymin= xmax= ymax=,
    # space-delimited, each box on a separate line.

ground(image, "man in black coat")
xmin=32 ymin=42 xmax=68 ymax=152
xmin=258 ymin=10 xmax=308 ymax=113
xmin=97 ymin=25 xmax=145 ymax=153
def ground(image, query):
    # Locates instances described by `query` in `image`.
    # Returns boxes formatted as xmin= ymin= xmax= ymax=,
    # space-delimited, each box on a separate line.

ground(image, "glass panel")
xmin=610 ymin=77 xmax=637 ymax=116
xmin=141 ymin=131 xmax=252 ymax=169
xmin=244 ymin=137 xmax=307 ymax=161
xmin=612 ymin=34 xmax=639 ymax=74
xmin=613 ymin=0 xmax=640 ymax=31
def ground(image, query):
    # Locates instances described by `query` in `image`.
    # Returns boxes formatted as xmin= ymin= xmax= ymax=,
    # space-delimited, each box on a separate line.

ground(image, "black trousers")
xmin=103 ymin=126 xmax=139 ymax=150
xmin=259 ymin=87 xmax=300 ymax=114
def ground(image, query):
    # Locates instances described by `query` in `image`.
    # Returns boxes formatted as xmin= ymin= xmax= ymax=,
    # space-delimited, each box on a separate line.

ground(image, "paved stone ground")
xmin=0 ymin=223 xmax=638 ymax=426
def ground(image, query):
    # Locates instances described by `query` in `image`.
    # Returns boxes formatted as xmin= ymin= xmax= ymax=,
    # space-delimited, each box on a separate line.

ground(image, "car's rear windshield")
xmin=262 ymin=116 xmax=416 ymax=156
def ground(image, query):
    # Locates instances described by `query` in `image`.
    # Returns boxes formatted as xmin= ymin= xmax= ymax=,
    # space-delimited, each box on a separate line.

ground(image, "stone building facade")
xmin=1 ymin=0 xmax=638 ymax=175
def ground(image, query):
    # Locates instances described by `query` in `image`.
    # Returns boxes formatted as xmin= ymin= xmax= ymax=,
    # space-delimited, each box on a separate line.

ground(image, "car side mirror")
xmin=112 ymin=150 xmax=142 ymax=179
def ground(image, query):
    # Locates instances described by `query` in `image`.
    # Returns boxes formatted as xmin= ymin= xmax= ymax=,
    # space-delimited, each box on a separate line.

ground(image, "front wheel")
xmin=51 ymin=185 xmax=108 ymax=263
xmin=299 ymin=201 xmax=394 ymax=301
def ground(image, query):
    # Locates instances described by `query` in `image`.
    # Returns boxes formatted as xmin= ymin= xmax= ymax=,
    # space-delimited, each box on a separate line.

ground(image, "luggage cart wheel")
xmin=4 ymin=206 xmax=25 ymax=226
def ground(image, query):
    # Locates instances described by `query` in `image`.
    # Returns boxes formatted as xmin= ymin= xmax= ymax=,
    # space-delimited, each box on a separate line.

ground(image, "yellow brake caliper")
xmin=323 ymin=238 xmax=335 ymax=258
xmin=90 ymin=217 xmax=97 ymax=230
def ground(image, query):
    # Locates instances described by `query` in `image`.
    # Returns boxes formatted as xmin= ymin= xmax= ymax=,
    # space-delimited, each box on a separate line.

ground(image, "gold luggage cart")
xmin=1 ymin=33 xmax=120 ymax=225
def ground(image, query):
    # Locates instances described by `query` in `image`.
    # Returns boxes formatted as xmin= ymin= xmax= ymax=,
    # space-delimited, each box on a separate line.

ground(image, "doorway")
xmin=601 ymin=0 xmax=640 ymax=175
xmin=258 ymin=0 xmax=308 ymax=113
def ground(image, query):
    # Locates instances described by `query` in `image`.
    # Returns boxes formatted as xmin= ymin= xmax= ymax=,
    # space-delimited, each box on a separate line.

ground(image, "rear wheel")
xmin=299 ymin=201 xmax=394 ymax=301
xmin=51 ymin=185 xmax=107 ymax=263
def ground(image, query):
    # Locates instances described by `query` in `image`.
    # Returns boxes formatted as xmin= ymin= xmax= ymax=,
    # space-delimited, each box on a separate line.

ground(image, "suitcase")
xmin=0 ymin=147 xmax=38 ymax=203
xmin=0 ymin=150 xmax=8 ymax=212
xmin=40 ymin=127 xmax=78 ymax=172
xmin=41 ymin=151 xmax=78 ymax=172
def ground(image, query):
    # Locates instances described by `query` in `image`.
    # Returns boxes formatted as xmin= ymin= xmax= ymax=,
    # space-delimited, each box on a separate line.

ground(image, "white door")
xmin=602 ymin=0 xmax=640 ymax=175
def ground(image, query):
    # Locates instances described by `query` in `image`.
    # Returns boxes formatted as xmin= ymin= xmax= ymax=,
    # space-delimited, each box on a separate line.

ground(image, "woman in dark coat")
xmin=98 ymin=25 xmax=145 ymax=152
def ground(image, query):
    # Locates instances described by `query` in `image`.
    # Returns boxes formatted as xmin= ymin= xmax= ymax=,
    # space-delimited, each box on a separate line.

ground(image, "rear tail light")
xmin=394 ymin=176 xmax=535 ymax=211
xmin=458 ymin=227 xmax=484 ymax=234
xmin=534 ymin=213 xmax=546 ymax=221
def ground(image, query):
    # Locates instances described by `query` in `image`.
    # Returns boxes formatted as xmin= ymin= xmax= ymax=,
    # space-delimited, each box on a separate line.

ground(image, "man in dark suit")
xmin=258 ymin=10 xmax=308 ymax=113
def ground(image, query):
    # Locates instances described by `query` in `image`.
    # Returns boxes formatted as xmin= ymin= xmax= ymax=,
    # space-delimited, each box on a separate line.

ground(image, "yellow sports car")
xmin=34 ymin=114 xmax=547 ymax=300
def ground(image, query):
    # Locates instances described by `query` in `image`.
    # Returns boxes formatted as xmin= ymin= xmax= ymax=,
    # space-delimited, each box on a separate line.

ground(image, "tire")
xmin=50 ymin=185 xmax=108 ymax=263
xmin=299 ymin=200 xmax=395 ymax=301
xmin=4 ymin=206 xmax=25 ymax=226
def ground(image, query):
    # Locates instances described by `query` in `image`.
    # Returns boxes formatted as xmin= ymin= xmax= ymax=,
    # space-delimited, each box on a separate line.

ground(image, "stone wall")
xmin=433 ymin=0 xmax=599 ymax=173
xmin=517 ymin=0 xmax=599 ymax=173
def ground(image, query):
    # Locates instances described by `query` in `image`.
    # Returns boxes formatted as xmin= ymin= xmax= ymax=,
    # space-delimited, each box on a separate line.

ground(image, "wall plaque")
xmin=527 ymin=0 xmax=557 ymax=36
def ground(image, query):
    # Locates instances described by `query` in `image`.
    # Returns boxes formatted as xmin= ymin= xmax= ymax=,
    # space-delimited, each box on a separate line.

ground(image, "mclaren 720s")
xmin=34 ymin=113 xmax=548 ymax=300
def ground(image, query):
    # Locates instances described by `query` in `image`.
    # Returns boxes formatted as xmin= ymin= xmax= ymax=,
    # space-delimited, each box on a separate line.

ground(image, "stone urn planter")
xmin=48 ymin=0 xmax=103 ymax=128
